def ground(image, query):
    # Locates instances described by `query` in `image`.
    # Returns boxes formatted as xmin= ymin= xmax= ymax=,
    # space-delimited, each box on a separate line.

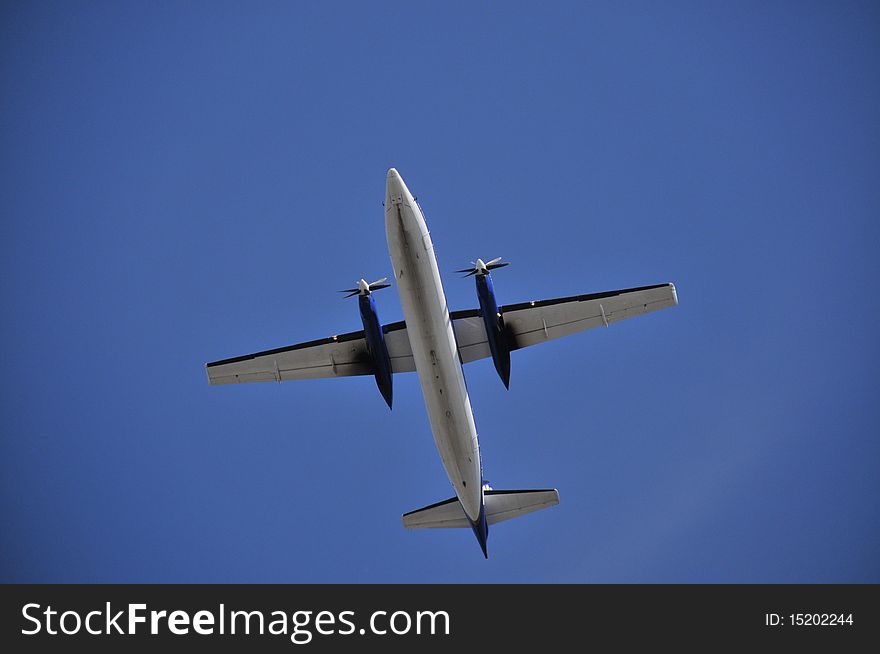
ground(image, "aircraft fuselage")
xmin=384 ymin=169 xmax=484 ymax=538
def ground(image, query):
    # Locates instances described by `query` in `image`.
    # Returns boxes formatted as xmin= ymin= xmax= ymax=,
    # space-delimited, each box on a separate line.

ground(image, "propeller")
xmin=338 ymin=277 xmax=391 ymax=298
xmin=455 ymin=257 xmax=510 ymax=277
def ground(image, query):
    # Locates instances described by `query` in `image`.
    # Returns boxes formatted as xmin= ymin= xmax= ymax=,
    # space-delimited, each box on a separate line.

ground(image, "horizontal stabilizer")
xmin=402 ymin=489 xmax=559 ymax=529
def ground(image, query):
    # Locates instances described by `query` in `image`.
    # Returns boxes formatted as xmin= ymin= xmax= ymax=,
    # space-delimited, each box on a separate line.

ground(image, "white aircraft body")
xmin=206 ymin=168 xmax=678 ymax=557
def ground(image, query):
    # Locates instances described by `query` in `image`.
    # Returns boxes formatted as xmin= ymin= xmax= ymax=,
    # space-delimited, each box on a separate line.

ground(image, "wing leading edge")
xmin=205 ymin=321 xmax=415 ymax=385
xmin=451 ymin=282 xmax=678 ymax=362
xmin=502 ymin=282 xmax=678 ymax=351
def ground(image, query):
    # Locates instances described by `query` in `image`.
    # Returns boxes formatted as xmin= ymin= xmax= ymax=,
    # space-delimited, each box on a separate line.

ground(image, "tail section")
xmin=482 ymin=489 xmax=560 ymax=525
xmin=402 ymin=496 xmax=473 ymax=529
xmin=402 ymin=489 xmax=559 ymax=557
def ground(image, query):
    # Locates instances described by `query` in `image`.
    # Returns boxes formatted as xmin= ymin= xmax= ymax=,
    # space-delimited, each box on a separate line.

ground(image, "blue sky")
xmin=2 ymin=1 xmax=878 ymax=582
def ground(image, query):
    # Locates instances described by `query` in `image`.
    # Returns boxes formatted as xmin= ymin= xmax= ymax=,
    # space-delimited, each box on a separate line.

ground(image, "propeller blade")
xmin=457 ymin=258 xmax=509 ymax=277
xmin=340 ymin=277 xmax=391 ymax=298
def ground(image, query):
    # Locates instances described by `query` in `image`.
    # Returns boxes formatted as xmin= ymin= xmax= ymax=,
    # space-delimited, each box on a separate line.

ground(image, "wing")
xmin=206 ymin=282 xmax=676 ymax=384
xmin=205 ymin=321 xmax=416 ymax=385
xmin=451 ymin=282 xmax=677 ymax=362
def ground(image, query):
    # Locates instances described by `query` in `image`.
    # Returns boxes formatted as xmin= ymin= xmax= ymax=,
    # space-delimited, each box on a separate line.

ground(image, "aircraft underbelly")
xmin=385 ymin=196 xmax=482 ymax=521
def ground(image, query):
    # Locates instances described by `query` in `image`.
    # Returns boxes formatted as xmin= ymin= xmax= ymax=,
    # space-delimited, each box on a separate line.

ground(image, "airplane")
xmin=205 ymin=168 xmax=678 ymax=558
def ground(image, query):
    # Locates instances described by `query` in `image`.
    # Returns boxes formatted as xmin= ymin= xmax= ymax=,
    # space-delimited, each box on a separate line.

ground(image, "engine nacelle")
xmin=475 ymin=273 xmax=511 ymax=389
xmin=357 ymin=292 xmax=393 ymax=409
